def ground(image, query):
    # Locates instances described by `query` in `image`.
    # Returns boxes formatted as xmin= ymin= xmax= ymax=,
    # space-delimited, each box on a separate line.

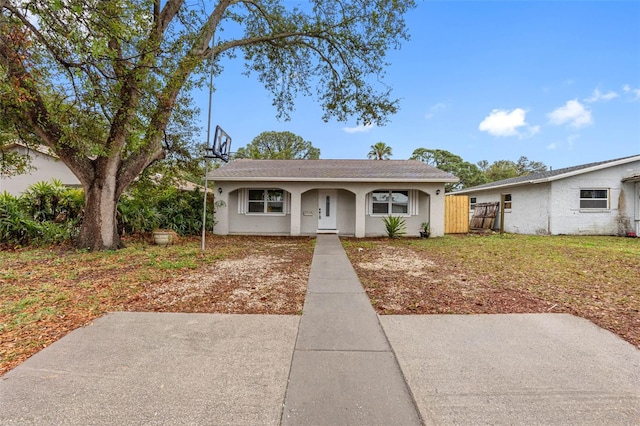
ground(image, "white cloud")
xmin=584 ymin=88 xmax=618 ymax=103
xmin=425 ymin=102 xmax=447 ymax=119
xmin=547 ymin=100 xmax=592 ymax=128
xmin=546 ymin=143 xmax=557 ymax=150
xmin=623 ymin=84 xmax=640 ymax=101
xmin=478 ymin=108 xmax=537 ymax=137
xmin=342 ymin=124 xmax=374 ymax=134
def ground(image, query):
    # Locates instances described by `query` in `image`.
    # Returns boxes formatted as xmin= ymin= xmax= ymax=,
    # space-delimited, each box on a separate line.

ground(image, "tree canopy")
xmin=368 ymin=142 xmax=393 ymax=160
xmin=235 ymin=131 xmax=320 ymax=160
xmin=409 ymin=148 xmax=548 ymax=191
xmin=482 ymin=156 xmax=548 ymax=182
xmin=0 ymin=0 xmax=416 ymax=250
xmin=410 ymin=148 xmax=486 ymax=192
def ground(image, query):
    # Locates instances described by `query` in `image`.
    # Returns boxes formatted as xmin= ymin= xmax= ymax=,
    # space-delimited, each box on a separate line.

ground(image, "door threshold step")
xmin=316 ymin=229 xmax=339 ymax=234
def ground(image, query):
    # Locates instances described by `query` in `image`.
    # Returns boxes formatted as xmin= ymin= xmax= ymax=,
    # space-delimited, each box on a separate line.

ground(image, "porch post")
xmin=355 ymin=191 xmax=366 ymax=238
xmin=213 ymin=186 xmax=229 ymax=235
xmin=290 ymin=190 xmax=302 ymax=236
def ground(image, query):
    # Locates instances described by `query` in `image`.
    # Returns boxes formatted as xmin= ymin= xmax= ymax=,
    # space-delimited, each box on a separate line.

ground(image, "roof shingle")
xmin=207 ymin=159 xmax=458 ymax=182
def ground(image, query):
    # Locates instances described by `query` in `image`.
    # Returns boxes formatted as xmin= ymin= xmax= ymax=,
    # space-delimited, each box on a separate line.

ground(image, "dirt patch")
xmin=357 ymin=247 xmax=435 ymax=277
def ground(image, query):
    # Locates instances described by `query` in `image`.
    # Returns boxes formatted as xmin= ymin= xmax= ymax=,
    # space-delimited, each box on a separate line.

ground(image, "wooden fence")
xmin=444 ymin=195 xmax=470 ymax=234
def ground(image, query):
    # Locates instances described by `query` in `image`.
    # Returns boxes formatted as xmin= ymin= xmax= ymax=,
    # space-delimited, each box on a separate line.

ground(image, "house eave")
xmin=454 ymin=179 xmax=544 ymax=194
xmin=543 ymin=155 xmax=640 ymax=182
xmin=2 ymin=141 xmax=55 ymax=158
xmin=207 ymin=176 xmax=459 ymax=183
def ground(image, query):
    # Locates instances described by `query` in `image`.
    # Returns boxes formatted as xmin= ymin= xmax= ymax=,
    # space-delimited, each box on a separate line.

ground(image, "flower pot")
xmin=152 ymin=231 xmax=173 ymax=246
xmin=420 ymin=231 xmax=430 ymax=238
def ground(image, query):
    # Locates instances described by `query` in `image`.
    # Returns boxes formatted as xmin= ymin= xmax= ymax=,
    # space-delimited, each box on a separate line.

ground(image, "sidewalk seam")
xmin=374 ymin=312 xmax=429 ymax=426
xmin=292 ymin=348 xmax=389 ymax=353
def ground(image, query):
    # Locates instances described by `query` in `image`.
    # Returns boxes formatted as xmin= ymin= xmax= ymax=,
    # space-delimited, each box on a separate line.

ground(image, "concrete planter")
xmin=152 ymin=230 xmax=174 ymax=246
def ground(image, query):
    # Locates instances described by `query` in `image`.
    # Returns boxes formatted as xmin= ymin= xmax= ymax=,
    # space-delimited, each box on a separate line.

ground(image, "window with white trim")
xmin=371 ymin=190 xmax=409 ymax=215
xmin=470 ymin=197 xmax=477 ymax=211
xmin=247 ymin=189 xmax=285 ymax=214
xmin=580 ymin=189 xmax=609 ymax=209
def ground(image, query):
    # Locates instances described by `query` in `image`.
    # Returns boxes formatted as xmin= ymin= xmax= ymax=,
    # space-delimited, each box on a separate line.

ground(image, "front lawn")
xmin=343 ymin=234 xmax=639 ymax=348
xmin=2 ymin=233 xmax=638 ymax=376
xmin=0 ymin=236 xmax=315 ymax=375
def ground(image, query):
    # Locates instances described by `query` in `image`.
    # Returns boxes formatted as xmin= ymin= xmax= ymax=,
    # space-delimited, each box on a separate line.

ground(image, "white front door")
xmin=318 ymin=190 xmax=337 ymax=230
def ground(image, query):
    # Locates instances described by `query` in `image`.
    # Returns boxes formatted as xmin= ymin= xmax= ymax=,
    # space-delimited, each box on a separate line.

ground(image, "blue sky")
xmin=194 ymin=1 xmax=640 ymax=170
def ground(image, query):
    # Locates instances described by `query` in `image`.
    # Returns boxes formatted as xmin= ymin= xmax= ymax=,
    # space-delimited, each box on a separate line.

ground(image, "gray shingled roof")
xmin=207 ymin=159 xmax=458 ymax=182
xmin=455 ymin=154 xmax=640 ymax=193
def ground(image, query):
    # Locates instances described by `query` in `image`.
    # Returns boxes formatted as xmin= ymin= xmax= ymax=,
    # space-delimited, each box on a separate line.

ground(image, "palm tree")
xmin=367 ymin=142 xmax=392 ymax=160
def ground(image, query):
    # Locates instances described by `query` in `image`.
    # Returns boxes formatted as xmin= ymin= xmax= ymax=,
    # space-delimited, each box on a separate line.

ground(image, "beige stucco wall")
xmin=0 ymin=146 xmax=81 ymax=196
xmin=213 ymin=180 xmax=446 ymax=238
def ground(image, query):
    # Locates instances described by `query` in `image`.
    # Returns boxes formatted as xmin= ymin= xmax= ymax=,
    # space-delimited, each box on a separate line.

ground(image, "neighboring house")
xmin=454 ymin=155 xmax=640 ymax=236
xmin=1 ymin=143 xmax=203 ymax=195
xmin=207 ymin=159 xmax=458 ymax=237
xmin=0 ymin=143 xmax=81 ymax=196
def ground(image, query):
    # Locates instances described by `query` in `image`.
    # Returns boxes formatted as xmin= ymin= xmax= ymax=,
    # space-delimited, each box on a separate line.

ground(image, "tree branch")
xmin=0 ymin=28 xmax=94 ymax=184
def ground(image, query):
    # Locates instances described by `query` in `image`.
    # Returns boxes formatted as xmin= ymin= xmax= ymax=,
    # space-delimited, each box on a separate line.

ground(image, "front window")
xmin=371 ymin=190 xmax=409 ymax=215
xmin=580 ymin=189 xmax=608 ymax=209
xmin=248 ymin=189 xmax=284 ymax=214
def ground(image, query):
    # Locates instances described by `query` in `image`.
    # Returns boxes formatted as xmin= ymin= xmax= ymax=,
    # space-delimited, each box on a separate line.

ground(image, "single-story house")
xmin=453 ymin=154 xmax=640 ymax=236
xmin=207 ymin=159 xmax=458 ymax=237
xmin=0 ymin=143 xmax=81 ymax=196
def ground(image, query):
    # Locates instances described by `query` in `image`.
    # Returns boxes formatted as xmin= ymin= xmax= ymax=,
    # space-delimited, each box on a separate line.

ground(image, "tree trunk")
xmin=75 ymin=172 xmax=124 ymax=251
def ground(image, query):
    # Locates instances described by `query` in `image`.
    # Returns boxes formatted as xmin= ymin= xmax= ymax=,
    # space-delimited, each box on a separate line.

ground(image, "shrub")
xmin=0 ymin=192 xmax=39 ymax=246
xmin=118 ymin=182 xmax=214 ymax=237
xmin=1 ymin=178 xmax=86 ymax=247
xmin=1 ymin=176 xmax=212 ymax=247
xmin=21 ymin=179 xmax=69 ymax=222
xmin=155 ymin=187 xmax=211 ymax=236
xmin=0 ymin=191 xmax=73 ymax=246
xmin=382 ymin=215 xmax=406 ymax=238
xmin=117 ymin=195 xmax=161 ymax=236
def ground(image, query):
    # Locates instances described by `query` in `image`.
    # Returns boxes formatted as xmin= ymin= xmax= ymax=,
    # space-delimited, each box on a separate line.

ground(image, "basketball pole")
xmin=201 ymin=32 xmax=216 ymax=253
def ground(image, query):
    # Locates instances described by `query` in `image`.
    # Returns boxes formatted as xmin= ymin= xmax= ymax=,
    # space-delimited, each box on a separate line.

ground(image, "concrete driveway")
xmin=381 ymin=313 xmax=640 ymax=425
xmin=1 ymin=312 xmax=639 ymax=425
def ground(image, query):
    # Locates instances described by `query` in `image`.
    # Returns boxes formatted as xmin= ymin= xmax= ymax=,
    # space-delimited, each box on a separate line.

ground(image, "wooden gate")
xmin=470 ymin=202 xmax=500 ymax=230
xmin=445 ymin=195 xmax=469 ymax=234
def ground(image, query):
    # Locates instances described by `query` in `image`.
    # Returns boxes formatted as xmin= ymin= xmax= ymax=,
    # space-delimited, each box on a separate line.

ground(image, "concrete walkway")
xmin=281 ymin=235 xmax=421 ymax=425
xmin=1 ymin=235 xmax=639 ymax=425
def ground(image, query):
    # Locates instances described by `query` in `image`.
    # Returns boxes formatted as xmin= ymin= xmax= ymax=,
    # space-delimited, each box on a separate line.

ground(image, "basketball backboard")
xmin=208 ymin=125 xmax=231 ymax=162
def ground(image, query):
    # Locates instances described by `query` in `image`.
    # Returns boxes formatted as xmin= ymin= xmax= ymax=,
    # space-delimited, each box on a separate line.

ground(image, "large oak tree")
xmin=0 ymin=0 xmax=415 ymax=250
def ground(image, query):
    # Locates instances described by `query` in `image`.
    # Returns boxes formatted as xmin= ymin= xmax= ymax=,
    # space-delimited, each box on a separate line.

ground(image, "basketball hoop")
xmin=206 ymin=125 xmax=232 ymax=162
xmin=202 ymin=126 xmax=231 ymax=251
